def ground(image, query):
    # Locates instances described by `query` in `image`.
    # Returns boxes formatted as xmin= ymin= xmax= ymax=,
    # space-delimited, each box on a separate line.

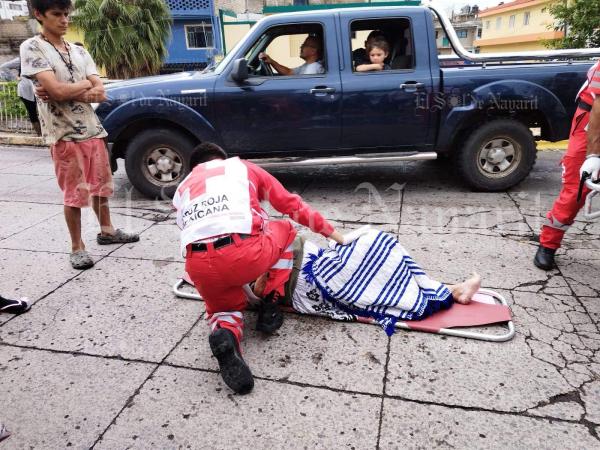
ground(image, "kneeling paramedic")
xmin=173 ymin=143 xmax=345 ymax=394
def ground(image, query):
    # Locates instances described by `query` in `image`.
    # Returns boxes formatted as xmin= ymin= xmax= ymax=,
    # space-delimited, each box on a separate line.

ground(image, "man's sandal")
xmin=96 ymin=229 xmax=140 ymax=245
xmin=70 ymin=250 xmax=94 ymax=270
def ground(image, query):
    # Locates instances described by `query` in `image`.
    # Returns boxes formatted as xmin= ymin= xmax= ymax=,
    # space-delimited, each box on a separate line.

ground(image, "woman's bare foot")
xmin=449 ymin=272 xmax=481 ymax=304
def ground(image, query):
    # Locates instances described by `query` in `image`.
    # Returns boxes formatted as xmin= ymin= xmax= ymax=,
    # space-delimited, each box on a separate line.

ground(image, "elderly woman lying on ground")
xmin=253 ymin=227 xmax=481 ymax=335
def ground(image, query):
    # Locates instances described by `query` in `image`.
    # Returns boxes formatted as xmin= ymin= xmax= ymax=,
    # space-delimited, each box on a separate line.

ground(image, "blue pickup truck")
xmin=96 ymin=4 xmax=596 ymax=198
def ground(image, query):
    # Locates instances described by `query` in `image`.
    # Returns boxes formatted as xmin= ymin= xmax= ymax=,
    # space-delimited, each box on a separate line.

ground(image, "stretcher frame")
xmin=172 ymin=278 xmax=515 ymax=342
xmin=584 ymin=179 xmax=600 ymax=220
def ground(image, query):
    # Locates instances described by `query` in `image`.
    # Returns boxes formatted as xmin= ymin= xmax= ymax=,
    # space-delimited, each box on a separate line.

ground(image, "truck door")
xmin=339 ymin=13 xmax=435 ymax=149
xmin=213 ymin=19 xmax=342 ymax=154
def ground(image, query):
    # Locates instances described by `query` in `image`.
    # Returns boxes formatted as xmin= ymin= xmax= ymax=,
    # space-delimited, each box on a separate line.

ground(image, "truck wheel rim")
xmin=145 ymin=147 xmax=184 ymax=184
xmin=477 ymin=138 xmax=521 ymax=178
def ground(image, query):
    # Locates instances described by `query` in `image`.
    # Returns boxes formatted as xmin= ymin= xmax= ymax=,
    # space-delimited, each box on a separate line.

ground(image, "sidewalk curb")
xmin=0 ymin=134 xmax=45 ymax=147
xmin=537 ymin=140 xmax=568 ymax=151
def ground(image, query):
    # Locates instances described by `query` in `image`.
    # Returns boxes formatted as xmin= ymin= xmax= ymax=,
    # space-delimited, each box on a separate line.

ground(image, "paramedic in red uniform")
xmin=535 ymin=62 xmax=600 ymax=270
xmin=173 ymin=143 xmax=345 ymax=394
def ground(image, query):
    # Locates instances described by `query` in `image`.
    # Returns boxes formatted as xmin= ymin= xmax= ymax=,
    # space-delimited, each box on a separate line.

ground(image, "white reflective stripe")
xmin=271 ymin=259 xmax=294 ymax=270
xmin=214 ymin=316 xmax=241 ymax=326
xmin=544 ymin=217 xmax=570 ymax=231
xmin=209 ymin=311 xmax=243 ymax=321
xmin=591 ymin=81 xmax=600 ymax=89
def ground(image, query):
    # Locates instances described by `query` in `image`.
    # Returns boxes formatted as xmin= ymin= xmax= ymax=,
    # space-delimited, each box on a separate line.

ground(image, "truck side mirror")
xmin=230 ymin=58 xmax=249 ymax=83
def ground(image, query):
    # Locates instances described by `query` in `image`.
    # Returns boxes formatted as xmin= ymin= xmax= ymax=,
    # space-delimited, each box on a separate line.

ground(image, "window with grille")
xmin=523 ymin=12 xmax=530 ymax=25
xmin=496 ymin=17 xmax=502 ymax=29
xmin=185 ymin=22 xmax=214 ymax=49
xmin=457 ymin=30 xmax=468 ymax=38
xmin=167 ymin=0 xmax=211 ymax=10
xmin=509 ymin=15 xmax=516 ymax=28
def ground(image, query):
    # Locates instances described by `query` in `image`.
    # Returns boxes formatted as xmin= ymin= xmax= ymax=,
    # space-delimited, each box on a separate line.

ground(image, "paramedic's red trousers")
xmin=186 ymin=220 xmax=296 ymax=341
xmin=540 ymin=107 xmax=591 ymax=250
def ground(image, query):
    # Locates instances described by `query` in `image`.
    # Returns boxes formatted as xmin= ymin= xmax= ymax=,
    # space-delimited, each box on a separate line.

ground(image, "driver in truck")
xmin=258 ymin=35 xmax=325 ymax=76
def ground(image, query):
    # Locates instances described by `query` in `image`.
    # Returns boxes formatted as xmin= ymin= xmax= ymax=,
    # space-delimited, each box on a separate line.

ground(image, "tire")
xmin=455 ymin=119 xmax=537 ymax=192
xmin=125 ymin=128 xmax=196 ymax=199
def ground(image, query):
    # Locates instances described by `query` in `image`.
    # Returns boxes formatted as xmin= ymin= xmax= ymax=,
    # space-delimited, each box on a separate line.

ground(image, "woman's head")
xmin=367 ymin=39 xmax=389 ymax=65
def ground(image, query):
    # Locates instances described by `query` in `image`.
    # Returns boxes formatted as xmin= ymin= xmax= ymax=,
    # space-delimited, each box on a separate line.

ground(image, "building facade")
xmin=0 ymin=1 xmax=28 ymax=21
xmin=474 ymin=0 xmax=564 ymax=53
xmin=434 ymin=5 xmax=481 ymax=56
xmin=162 ymin=0 xmax=222 ymax=72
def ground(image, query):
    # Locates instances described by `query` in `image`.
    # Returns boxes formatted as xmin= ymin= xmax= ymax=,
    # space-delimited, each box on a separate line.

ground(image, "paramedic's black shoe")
xmin=534 ymin=245 xmax=556 ymax=271
xmin=209 ymin=328 xmax=254 ymax=395
xmin=256 ymin=291 xmax=284 ymax=334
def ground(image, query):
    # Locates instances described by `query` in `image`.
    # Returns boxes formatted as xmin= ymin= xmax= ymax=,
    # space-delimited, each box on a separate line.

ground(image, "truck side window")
xmin=350 ymin=18 xmax=414 ymax=72
xmin=245 ymin=24 xmax=326 ymax=77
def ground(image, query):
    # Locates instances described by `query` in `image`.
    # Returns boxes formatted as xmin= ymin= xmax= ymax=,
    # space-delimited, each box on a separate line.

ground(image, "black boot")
xmin=256 ymin=291 xmax=284 ymax=334
xmin=0 ymin=295 xmax=30 ymax=314
xmin=534 ymin=245 xmax=556 ymax=270
xmin=209 ymin=328 xmax=254 ymax=394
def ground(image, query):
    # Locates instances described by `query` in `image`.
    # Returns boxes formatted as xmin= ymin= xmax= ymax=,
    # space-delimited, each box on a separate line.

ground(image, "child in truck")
xmin=355 ymin=39 xmax=391 ymax=72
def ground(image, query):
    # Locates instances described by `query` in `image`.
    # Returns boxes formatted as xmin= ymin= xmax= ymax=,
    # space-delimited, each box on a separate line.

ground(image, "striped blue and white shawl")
xmin=302 ymin=230 xmax=453 ymax=335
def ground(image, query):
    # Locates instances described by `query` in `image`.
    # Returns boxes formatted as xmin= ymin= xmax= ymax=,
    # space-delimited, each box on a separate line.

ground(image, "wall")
xmin=475 ymin=0 xmax=564 ymax=51
xmin=0 ymin=1 xmax=28 ymax=21
xmin=215 ymin=0 xmax=263 ymax=14
xmin=478 ymin=41 xmax=554 ymax=53
xmin=223 ymin=22 xmax=252 ymax=54
xmin=264 ymin=33 xmax=307 ymax=68
xmin=0 ymin=18 xmax=35 ymax=64
xmin=166 ymin=19 xmax=219 ymax=64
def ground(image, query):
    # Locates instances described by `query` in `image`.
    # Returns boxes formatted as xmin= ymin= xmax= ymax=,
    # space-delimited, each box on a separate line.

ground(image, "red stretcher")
xmin=173 ymin=273 xmax=515 ymax=343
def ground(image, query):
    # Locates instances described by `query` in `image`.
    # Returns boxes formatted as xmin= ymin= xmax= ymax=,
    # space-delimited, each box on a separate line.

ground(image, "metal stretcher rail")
xmin=173 ymin=279 xmax=515 ymax=342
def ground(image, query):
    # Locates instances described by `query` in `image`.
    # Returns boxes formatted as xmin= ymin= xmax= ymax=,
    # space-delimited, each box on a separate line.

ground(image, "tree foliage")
xmin=72 ymin=0 xmax=172 ymax=79
xmin=545 ymin=0 xmax=600 ymax=49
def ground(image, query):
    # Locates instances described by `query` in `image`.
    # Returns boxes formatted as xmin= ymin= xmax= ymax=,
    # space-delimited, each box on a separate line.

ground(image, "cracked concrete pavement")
xmin=1 ymin=146 xmax=599 ymax=449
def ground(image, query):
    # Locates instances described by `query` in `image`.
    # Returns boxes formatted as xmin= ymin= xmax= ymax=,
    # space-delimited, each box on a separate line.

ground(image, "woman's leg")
xmin=19 ymin=97 xmax=40 ymax=136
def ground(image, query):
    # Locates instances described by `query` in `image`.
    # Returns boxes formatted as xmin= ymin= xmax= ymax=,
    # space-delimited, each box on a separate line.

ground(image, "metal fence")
xmin=0 ymin=82 xmax=34 ymax=134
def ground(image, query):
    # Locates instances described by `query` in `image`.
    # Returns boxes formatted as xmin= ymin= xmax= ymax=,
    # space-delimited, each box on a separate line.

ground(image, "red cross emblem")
xmin=179 ymin=165 xmax=226 ymax=198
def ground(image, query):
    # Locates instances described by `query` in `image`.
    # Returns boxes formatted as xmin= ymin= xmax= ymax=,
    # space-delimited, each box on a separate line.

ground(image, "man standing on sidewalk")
xmin=20 ymin=0 xmax=139 ymax=270
xmin=535 ymin=61 xmax=600 ymax=270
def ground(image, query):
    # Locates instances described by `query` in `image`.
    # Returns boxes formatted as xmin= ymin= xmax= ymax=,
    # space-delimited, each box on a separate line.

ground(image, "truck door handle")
xmin=310 ymin=86 xmax=336 ymax=96
xmin=400 ymin=82 xmax=425 ymax=91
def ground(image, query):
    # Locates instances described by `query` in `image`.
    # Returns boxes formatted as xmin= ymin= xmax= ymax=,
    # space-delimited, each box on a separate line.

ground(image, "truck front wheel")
xmin=125 ymin=128 xmax=196 ymax=198
xmin=456 ymin=119 xmax=537 ymax=192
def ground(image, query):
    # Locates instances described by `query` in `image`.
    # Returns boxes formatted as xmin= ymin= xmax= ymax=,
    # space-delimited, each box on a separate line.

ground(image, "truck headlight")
xmin=91 ymin=103 xmax=99 ymax=111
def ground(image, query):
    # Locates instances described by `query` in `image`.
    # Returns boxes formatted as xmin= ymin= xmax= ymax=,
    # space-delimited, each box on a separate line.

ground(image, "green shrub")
xmin=0 ymin=82 xmax=27 ymax=117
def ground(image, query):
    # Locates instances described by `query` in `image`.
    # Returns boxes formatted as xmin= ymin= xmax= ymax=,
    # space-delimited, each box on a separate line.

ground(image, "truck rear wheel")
xmin=125 ymin=128 xmax=195 ymax=198
xmin=456 ymin=119 xmax=537 ymax=191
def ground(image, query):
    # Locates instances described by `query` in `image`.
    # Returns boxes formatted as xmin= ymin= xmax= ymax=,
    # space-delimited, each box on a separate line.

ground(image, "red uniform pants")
xmin=186 ymin=220 xmax=296 ymax=343
xmin=540 ymin=106 xmax=591 ymax=250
